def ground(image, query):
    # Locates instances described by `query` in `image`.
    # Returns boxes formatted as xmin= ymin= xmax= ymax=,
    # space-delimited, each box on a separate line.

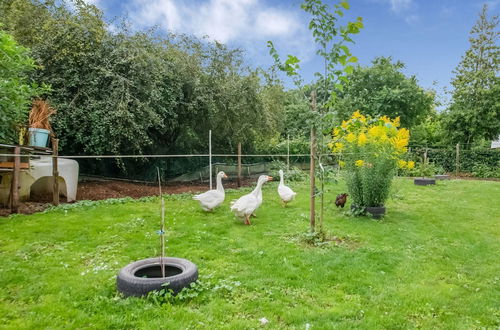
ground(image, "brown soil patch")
xmin=0 ymin=178 xmax=256 ymax=217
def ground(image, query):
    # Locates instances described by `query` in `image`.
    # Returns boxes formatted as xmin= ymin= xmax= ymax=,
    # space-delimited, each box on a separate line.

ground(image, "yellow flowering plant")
xmin=330 ymin=110 xmax=411 ymax=208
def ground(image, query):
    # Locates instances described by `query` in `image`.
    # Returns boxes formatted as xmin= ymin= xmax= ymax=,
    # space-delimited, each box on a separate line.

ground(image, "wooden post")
xmin=52 ymin=139 xmax=59 ymax=206
xmin=237 ymin=142 xmax=242 ymax=188
xmin=423 ymin=148 xmax=428 ymax=165
xmin=309 ymin=91 xmax=317 ymax=232
xmin=455 ymin=143 xmax=460 ymax=176
xmin=9 ymin=146 xmax=21 ymax=213
xmin=287 ymin=134 xmax=290 ymax=172
xmin=209 ymin=130 xmax=212 ymax=189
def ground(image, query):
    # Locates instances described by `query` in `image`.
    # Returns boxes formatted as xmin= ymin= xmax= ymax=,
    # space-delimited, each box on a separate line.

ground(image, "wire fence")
xmin=1 ymin=140 xmax=499 ymax=213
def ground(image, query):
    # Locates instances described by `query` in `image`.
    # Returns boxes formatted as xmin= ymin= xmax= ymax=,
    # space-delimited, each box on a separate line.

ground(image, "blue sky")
xmin=87 ymin=0 xmax=498 ymax=97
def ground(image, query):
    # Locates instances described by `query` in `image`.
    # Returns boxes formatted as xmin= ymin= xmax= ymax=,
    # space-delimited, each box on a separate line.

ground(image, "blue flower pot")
xmin=29 ymin=128 xmax=50 ymax=147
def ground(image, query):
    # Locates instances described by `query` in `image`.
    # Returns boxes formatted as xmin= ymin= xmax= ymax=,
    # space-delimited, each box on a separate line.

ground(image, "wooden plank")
xmin=52 ymin=139 xmax=59 ymax=206
xmin=10 ymin=147 xmax=21 ymax=213
xmin=0 ymin=162 xmax=29 ymax=169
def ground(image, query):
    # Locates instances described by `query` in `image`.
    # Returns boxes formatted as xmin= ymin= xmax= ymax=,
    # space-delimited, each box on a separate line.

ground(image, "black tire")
xmin=116 ymin=257 xmax=198 ymax=297
xmin=414 ymin=178 xmax=436 ymax=186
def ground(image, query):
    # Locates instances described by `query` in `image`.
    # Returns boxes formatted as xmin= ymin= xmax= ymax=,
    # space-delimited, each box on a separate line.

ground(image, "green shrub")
xmin=471 ymin=163 xmax=500 ymax=178
xmin=269 ymin=160 xmax=308 ymax=181
xmin=331 ymin=112 xmax=410 ymax=208
xmin=400 ymin=162 xmax=445 ymax=177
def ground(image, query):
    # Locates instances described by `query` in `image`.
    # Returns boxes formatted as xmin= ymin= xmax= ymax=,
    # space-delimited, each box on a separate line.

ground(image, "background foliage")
xmin=0 ymin=29 xmax=47 ymax=143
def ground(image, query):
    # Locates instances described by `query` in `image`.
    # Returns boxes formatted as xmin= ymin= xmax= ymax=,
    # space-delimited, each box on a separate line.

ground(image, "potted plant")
xmin=28 ymin=99 xmax=55 ymax=147
xmin=329 ymin=111 xmax=411 ymax=219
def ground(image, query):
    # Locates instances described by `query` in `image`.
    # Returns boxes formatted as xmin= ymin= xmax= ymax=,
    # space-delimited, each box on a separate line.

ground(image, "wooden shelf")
xmin=0 ymin=162 xmax=30 ymax=169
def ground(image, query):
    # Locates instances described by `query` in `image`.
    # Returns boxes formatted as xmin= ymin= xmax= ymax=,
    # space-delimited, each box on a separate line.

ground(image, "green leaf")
xmin=340 ymin=45 xmax=350 ymax=55
xmin=340 ymin=1 xmax=350 ymax=9
xmin=348 ymin=56 xmax=358 ymax=63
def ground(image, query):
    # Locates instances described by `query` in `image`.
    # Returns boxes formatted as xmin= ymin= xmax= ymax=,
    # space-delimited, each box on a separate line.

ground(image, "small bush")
xmin=471 ymin=163 xmax=500 ymax=178
xmin=269 ymin=160 xmax=308 ymax=181
xmin=401 ymin=162 xmax=445 ymax=177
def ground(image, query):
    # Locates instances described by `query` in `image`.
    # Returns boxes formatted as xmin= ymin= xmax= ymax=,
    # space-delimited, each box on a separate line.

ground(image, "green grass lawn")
xmin=0 ymin=178 xmax=499 ymax=329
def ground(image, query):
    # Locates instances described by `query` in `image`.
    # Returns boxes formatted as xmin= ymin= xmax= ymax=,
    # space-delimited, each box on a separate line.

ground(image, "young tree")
xmin=268 ymin=0 xmax=363 ymax=233
xmin=444 ymin=5 xmax=500 ymax=145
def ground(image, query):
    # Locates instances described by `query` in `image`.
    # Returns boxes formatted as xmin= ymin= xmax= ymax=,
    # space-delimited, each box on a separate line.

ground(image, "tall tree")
xmin=335 ymin=57 xmax=435 ymax=128
xmin=444 ymin=5 xmax=500 ymax=145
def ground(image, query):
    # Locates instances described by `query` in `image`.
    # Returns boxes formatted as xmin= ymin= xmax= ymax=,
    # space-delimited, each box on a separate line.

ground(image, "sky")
xmin=85 ymin=0 xmax=499 ymax=97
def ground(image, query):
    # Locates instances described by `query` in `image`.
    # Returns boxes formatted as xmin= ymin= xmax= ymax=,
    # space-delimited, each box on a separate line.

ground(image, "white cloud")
xmin=389 ymin=0 xmax=412 ymax=13
xmin=127 ymin=0 xmax=302 ymax=43
xmin=368 ymin=0 xmax=418 ymax=25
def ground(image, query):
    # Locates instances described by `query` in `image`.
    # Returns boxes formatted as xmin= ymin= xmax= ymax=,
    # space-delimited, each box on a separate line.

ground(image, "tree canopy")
xmin=334 ymin=57 xmax=435 ymax=128
xmin=0 ymin=0 xmax=284 ymax=178
xmin=0 ymin=29 xmax=47 ymax=143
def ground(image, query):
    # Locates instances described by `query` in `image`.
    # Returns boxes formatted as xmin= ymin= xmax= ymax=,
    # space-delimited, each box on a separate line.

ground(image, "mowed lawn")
xmin=0 ymin=178 xmax=499 ymax=329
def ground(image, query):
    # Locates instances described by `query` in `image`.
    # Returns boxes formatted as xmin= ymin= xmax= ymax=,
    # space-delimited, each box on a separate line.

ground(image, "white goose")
xmin=278 ymin=169 xmax=297 ymax=206
xmin=230 ymin=175 xmax=273 ymax=225
xmin=193 ymin=171 xmax=228 ymax=211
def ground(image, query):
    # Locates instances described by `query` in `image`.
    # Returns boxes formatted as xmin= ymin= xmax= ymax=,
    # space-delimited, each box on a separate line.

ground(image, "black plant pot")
xmin=414 ymin=178 xmax=436 ymax=186
xmin=365 ymin=206 xmax=386 ymax=219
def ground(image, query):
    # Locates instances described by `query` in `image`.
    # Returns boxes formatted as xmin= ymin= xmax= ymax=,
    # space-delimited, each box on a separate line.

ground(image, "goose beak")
xmin=267 ymin=176 xmax=273 ymax=181
xmin=223 ymin=174 xmax=228 ymax=178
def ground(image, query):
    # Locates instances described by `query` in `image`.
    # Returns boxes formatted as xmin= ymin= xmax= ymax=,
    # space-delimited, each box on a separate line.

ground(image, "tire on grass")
xmin=116 ymin=257 xmax=198 ymax=297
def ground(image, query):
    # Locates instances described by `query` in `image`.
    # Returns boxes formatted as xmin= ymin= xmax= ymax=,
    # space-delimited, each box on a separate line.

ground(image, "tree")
xmin=444 ymin=5 xmax=500 ymax=145
xmin=335 ymin=57 xmax=435 ymax=128
xmin=0 ymin=30 xmax=47 ymax=143
xmin=1 ymin=0 xmax=285 ymax=179
xmin=268 ymin=0 xmax=364 ymax=233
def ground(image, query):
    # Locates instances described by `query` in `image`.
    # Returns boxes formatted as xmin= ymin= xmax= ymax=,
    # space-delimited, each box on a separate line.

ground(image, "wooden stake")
xmin=209 ymin=130 xmax=212 ymax=189
xmin=157 ymin=168 xmax=165 ymax=278
xmin=237 ymin=142 xmax=242 ymax=188
xmin=309 ymin=91 xmax=317 ymax=232
xmin=455 ymin=143 xmax=460 ymax=175
xmin=52 ymin=139 xmax=59 ymax=206
xmin=10 ymin=146 xmax=21 ymax=213
xmin=287 ymin=134 xmax=290 ymax=172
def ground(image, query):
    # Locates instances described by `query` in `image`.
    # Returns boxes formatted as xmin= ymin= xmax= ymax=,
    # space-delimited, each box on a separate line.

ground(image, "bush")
xmin=400 ymin=162 xmax=444 ymax=177
xmin=471 ymin=163 xmax=500 ymax=178
xmin=408 ymin=147 xmax=500 ymax=177
xmin=269 ymin=160 xmax=308 ymax=181
xmin=0 ymin=30 xmax=49 ymax=143
xmin=330 ymin=111 xmax=410 ymax=207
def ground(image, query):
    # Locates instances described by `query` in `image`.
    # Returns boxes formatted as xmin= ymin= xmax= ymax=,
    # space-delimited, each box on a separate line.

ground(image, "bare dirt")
xmin=1 ymin=175 xmax=497 ymax=217
xmin=0 ymin=178 xmax=256 ymax=217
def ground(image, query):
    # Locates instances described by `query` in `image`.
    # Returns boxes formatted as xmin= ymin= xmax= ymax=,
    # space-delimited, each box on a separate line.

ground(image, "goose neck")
xmin=216 ymin=175 xmax=224 ymax=192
